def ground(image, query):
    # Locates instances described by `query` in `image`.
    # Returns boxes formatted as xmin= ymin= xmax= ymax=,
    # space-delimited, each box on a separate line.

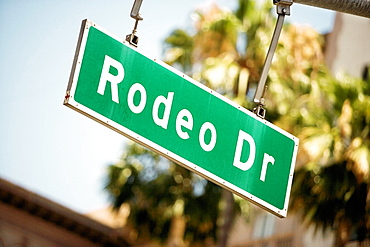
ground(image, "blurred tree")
xmin=105 ymin=141 xmax=249 ymax=246
xmin=164 ymin=0 xmax=275 ymax=108
xmin=289 ymin=73 xmax=370 ymax=246
xmin=105 ymin=0 xmax=369 ymax=246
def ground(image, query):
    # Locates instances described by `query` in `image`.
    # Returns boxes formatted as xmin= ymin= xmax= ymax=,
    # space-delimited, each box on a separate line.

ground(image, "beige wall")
xmin=325 ymin=13 xmax=370 ymax=78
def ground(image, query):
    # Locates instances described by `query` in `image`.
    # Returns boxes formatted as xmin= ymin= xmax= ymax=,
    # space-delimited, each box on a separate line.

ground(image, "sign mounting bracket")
xmin=253 ymin=0 xmax=292 ymax=119
xmin=126 ymin=0 xmax=143 ymax=47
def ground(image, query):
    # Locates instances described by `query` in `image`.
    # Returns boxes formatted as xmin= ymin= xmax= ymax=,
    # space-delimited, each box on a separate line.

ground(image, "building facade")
xmin=0 ymin=178 xmax=129 ymax=247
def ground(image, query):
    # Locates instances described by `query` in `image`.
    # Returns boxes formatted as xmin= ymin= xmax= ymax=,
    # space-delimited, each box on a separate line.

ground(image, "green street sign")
xmin=64 ymin=19 xmax=299 ymax=217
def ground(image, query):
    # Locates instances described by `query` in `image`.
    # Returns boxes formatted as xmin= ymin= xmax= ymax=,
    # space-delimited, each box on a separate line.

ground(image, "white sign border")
xmin=64 ymin=19 xmax=299 ymax=218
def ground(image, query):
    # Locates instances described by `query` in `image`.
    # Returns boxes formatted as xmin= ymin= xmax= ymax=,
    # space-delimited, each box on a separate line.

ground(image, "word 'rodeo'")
xmin=96 ymin=55 xmax=275 ymax=182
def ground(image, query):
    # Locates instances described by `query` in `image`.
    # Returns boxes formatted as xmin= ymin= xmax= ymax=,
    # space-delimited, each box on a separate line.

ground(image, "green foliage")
xmin=291 ymin=162 xmax=369 ymax=244
xmin=105 ymin=0 xmax=370 ymax=246
xmin=288 ymin=72 xmax=370 ymax=244
xmin=105 ymin=142 xmax=228 ymax=244
xmin=164 ymin=29 xmax=194 ymax=74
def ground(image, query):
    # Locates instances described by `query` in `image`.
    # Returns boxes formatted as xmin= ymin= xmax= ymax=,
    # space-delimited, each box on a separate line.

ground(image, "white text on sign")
xmin=97 ymin=55 xmax=275 ymax=181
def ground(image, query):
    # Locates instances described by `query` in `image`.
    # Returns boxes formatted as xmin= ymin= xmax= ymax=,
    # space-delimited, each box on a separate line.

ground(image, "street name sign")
xmin=64 ymin=19 xmax=299 ymax=217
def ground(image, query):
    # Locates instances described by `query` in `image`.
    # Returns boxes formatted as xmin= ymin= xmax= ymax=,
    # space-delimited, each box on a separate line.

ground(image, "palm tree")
xmin=163 ymin=2 xmax=276 ymax=246
xmin=252 ymin=13 xmax=370 ymax=245
xmin=289 ymin=73 xmax=370 ymax=246
xmin=165 ymin=1 xmax=370 ymax=245
xmin=105 ymin=141 xmax=229 ymax=246
xmin=163 ymin=0 xmax=275 ymax=107
xmin=106 ymin=0 xmax=370 ymax=246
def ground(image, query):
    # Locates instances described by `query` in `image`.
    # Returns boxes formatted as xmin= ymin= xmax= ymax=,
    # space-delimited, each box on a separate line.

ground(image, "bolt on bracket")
xmin=126 ymin=0 xmax=144 ymax=47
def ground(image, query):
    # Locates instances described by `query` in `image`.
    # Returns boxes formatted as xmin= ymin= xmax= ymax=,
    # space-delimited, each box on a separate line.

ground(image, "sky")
xmin=0 ymin=0 xmax=335 ymax=213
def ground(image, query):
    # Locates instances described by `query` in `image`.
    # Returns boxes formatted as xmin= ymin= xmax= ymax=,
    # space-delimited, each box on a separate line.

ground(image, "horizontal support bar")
xmin=294 ymin=0 xmax=370 ymax=18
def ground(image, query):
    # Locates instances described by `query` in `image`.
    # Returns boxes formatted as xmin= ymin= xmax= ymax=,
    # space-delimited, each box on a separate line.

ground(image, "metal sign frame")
xmin=64 ymin=19 xmax=299 ymax=218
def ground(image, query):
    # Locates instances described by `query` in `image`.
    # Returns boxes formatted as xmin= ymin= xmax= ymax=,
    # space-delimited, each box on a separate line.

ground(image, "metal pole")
xmin=294 ymin=0 xmax=370 ymax=18
xmin=254 ymin=14 xmax=285 ymax=106
xmin=253 ymin=0 xmax=292 ymax=119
